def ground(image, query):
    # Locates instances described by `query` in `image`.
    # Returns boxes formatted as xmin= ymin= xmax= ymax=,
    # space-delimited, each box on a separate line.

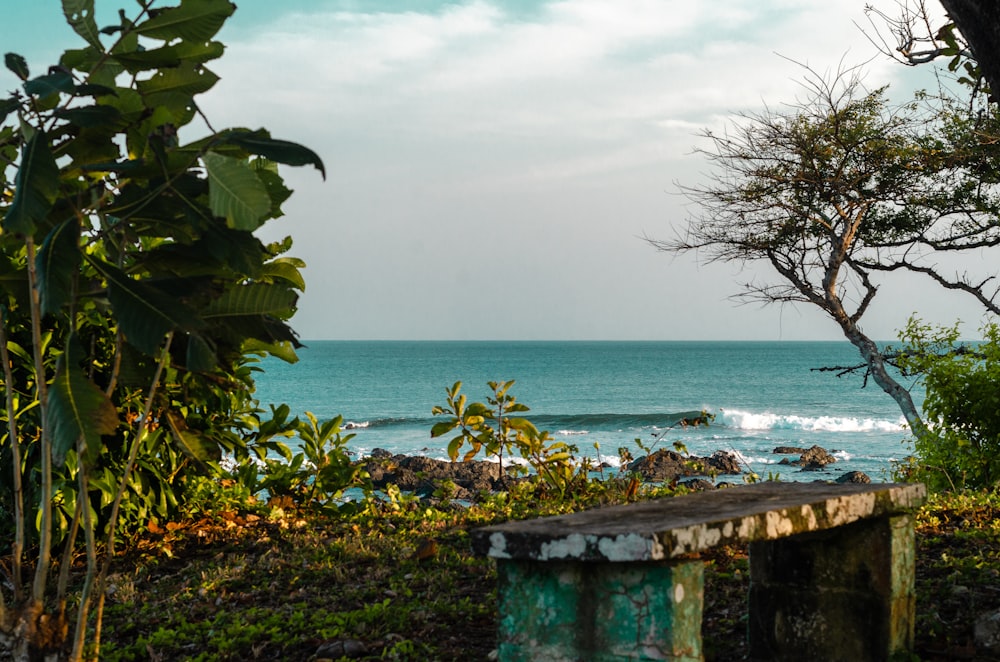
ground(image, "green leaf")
xmin=184 ymin=333 xmax=217 ymax=372
xmin=36 ymin=219 xmax=81 ymax=317
xmin=24 ymin=69 xmax=76 ymax=100
xmin=114 ymin=41 xmax=225 ymax=74
xmin=0 ymin=97 xmax=20 ymax=126
xmin=165 ymin=411 xmax=215 ymax=463
xmin=136 ymin=61 xmax=219 ymax=108
xmin=202 ymin=283 xmax=298 ymax=319
xmin=48 ymin=335 xmax=118 ymax=465
xmin=62 ymin=0 xmax=103 ymax=50
xmin=4 ymin=131 xmax=60 ymax=236
xmin=260 ymin=259 xmax=306 ymax=290
xmin=54 ymin=104 xmax=122 ymax=128
xmin=431 ymin=420 xmax=458 ymax=438
xmin=203 ymin=152 xmax=272 ymax=230
xmin=88 ymin=258 xmax=204 ymax=356
xmin=135 ymin=0 xmax=235 ymax=42
xmin=243 ymin=338 xmax=299 ymax=364
xmin=221 ymin=130 xmax=326 ymax=179
xmin=4 ymin=53 xmax=28 ymax=80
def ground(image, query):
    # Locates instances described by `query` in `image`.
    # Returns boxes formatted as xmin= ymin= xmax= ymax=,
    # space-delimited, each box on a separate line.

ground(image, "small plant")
xmin=431 ymin=381 xmax=581 ymax=496
xmin=252 ymin=412 xmax=365 ymax=509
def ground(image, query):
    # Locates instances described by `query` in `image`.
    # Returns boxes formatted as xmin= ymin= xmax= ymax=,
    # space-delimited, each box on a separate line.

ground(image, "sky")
xmin=3 ymin=0 xmax=987 ymax=341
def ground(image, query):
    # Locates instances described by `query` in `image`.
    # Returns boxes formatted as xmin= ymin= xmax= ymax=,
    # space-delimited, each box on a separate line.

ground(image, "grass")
xmin=88 ymin=485 xmax=1000 ymax=661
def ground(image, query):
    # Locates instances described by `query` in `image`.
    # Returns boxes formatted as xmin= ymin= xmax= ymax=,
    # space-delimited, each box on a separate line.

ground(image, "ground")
xmin=85 ymin=489 xmax=1000 ymax=661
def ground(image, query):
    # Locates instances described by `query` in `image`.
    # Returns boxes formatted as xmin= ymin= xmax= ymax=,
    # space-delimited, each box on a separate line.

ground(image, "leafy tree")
xmin=649 ymin=66 xmax=1000 ymax=438
xmin=0 ymin=1 xmax=323 ymax=659
xmin=897 ymin=319 xmax=1000 ymax=491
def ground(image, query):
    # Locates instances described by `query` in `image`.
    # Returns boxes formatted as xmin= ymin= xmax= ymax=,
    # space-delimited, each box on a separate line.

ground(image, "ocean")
xmin=251 ymin=341 xmax=920 ymax=482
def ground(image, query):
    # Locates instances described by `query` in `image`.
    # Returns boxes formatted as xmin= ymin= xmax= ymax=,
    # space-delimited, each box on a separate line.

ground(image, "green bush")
xmin=898 ymin=318 xmax=1000 ymax=491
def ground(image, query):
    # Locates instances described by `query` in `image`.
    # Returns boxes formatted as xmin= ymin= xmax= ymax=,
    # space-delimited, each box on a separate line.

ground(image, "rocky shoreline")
xmin=360 ymin=444 xmax=871 ymax=501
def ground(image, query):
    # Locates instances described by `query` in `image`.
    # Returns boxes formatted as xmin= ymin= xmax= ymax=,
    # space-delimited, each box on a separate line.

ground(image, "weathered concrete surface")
xmin=471 ymin=482 xmax=926 ymax=561
xmin=748 ymin=513 xmax=918 ymax=661
xmin=497 ymin=559 xmax=704 ymax=661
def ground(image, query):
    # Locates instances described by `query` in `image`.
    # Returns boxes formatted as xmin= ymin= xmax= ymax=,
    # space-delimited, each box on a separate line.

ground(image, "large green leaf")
xmin=222 ymin=130 xmax=326 ymax=179
xmin=24 ymin=69 xmax=76 ymax=100
xmin=0 ymin=97 xmax=20 ymax=126
xmin=113 ymin=41 xmax=225 ymax=73
xmin=88 ymin=258 xmax=205 ymax=356
xmin=203 ymin=152 xmax=272 ymax=230
xmin=202 ymin=283 xmax=298 ymax=318
xmin=260 ymin=258 xmax=306 ymax=291
xmin=134 ymin=0 xmax=235 ymax=42
xmin=165 ymin=411 xmax=215 ymax=463
xmin=4 ymin=53 xmax=28 ymax=80
xmin=36 ymin=219 xmax=81 ymax=316
xmin=53 ymin=104 xmax=122 ymax=128
xmin=3 ymin=131 xmax=60 ymax=236
xmin=62 ymin=0 xmax=103 ymax=50
xmin=184 ymin=333 xmax=217 ymax=372
xmin=48 ymin=335 xmax=118 ymax=465
xmin=243 ymin=338 xmax=299 ymax=364
xmin=136 ymin=61 xmax=219 ymax=108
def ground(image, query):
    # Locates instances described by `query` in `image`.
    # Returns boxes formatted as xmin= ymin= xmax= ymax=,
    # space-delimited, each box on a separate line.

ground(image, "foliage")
xmin=897 ymin=318 xmax=1000 ymax=491
xmin=250 ymin=410 xmax=369 ymax=510
xmin=0 ymin=1 xmax=323 ymax=659
xmin=431 ymin=381 xmax=583 ymax=497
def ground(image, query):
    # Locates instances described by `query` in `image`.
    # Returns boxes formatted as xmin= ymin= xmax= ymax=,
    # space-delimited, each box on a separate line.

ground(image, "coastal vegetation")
xmin=1 ymin=1 xmax=1000 ymax=660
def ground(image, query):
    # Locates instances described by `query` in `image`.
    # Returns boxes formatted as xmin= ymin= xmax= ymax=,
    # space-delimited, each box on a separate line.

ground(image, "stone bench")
xmin=471 ymin=481 xmax=926 ymax=661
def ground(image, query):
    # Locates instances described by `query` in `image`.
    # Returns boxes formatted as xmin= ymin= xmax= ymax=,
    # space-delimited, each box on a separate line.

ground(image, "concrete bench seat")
xmin=471 ymin=481 xmax=926 ymax=661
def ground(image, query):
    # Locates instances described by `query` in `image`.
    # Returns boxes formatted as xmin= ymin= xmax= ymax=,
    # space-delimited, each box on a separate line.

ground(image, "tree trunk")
xmin=939 ymin=0 xmax=1000 ymax=101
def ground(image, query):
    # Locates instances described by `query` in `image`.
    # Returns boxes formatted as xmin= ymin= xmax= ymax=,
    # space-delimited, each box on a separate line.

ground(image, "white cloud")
xmin=197 ymin=0 xmax=957 ymax=340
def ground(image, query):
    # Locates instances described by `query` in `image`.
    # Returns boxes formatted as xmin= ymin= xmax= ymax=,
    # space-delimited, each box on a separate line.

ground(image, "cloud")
xmin=196 ymin=0 xmax=950 ymax=340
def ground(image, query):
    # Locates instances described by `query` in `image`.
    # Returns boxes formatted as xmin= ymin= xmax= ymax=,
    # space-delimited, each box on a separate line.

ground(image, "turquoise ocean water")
xmin=251 ymin=341 xmax=920 ymax=482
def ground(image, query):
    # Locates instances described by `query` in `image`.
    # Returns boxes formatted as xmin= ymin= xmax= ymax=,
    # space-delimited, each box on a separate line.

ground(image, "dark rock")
xmin=706 ymin=450 xmax=742 ymax=475
xmin=362 ymin=453 xmax=505 ymax=495
xmin=628 ymin=450 xmax=698 ymax=482
xmin=680 ymin=478 xmax=717 ymax=491
xmin=773 ymin=446 xmax=808 ymax=455
xmin=369 ymin=447 xmax=392 ymax=459
xmin=780 ymin=445 xmax=836 ymax=469
xmin=836 ymin=471 xmax=871 ymax=484
xmin=629 ymin=449 xmax=743 ymax=482
xmin=976 ymin=608 xmax=1000 ymax=652
xmin=316 ymin=639 xmax=367 ymax=659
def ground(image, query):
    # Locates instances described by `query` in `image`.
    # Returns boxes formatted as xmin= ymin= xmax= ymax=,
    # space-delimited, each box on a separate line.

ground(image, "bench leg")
xmin=748 ymin=514 xmax=917 ymax=661
xmin=495 ymin=558 xmax=704 ymax=661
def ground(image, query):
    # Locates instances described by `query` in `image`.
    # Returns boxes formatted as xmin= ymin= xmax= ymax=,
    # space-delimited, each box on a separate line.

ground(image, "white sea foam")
xmin=344 ymin=421 xmax=370 ymax=430
xmin=557 ymin=429 xmax=588 ymax=436
xmin=717 ymin=409 xmax=906 ymax=433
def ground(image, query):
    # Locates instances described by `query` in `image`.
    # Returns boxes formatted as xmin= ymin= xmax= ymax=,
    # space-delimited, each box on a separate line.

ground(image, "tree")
xmin=0 ymin=1 xmax=323 ymax=659
xmin=650 ymin=66 xmax=1000 ymax=437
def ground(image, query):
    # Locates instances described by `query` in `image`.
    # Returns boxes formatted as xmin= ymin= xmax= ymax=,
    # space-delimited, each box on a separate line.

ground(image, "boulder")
xmin=628 ymin=450 xmax=694 ymax=482
xmin=773 ymin=446 xmax=808 ymax=455
xmin=363 ymin=454 xmax=503 ymax=495
xmin=705 ymin=450 xmax=742 ymax=475
xmin=316 ymin=639 xmax=367 ymax=659
xmin=680 ymin=478 xmax=717 ymax=491
xmin=777 ymin=445 xmax=836 ymax=470
xmin=835 ymin=471 xmax=871 ymax=484
xmin=976 ymin=608 xmax=1000 ymax=652
xmin=628 ymin=449 xmax=743 ymax=482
